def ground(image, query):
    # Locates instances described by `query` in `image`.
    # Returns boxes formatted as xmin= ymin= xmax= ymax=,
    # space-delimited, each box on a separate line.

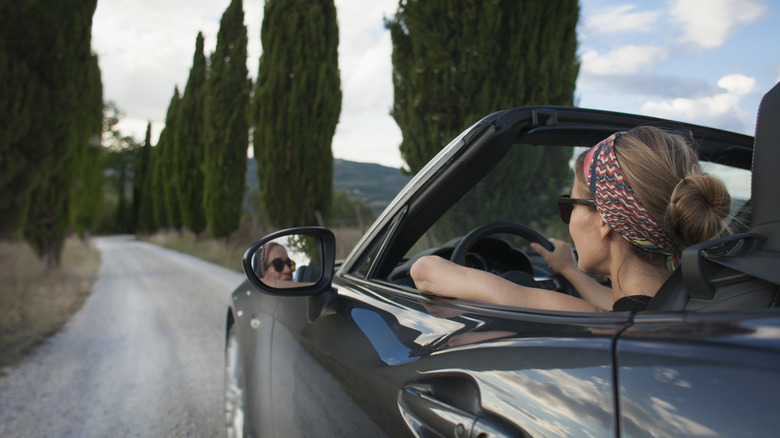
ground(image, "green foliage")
xmin=175 ymin=32 xmax=208 ymax=235
xmin=386 ymin=0 xmax=580 ymax=174
xmin=158 ymin=88 xmax=183 ymax=230
xmin=101 ymin=103 xmax=139 ymax=234
xmin=386 ymin=0 xmax=580 ymax=240
xmin=135 ymin=123 xmax=155 ymax=232
xmin=70 ymin=54 xmax=105 ymax=239
xmin=330 ymin=190 xmax=374 ymax=228
xmin=253 ymin=0 xmax=342 ymax=228
xmin=149 ymin=145 xmax=168 ymax=230
xmin=203 ymin=0 xmax=250 ymax=239
xmin=0 ymin=0 xmax=103 ymax=265
xmin=104 ymin=146 xmax=136 ymax=234
xmin=332 ymin=159 xmax=411 ymax=216
xmin=0 ymin=44 xmax=37 ymax=237
xmin=432 ymin=144 xmax=575 ymax=245
xmin=71 ymin=145 xmax=105 ymax=239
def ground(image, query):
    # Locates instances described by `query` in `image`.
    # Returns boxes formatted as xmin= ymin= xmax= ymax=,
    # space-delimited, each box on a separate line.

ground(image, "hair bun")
xmin=667 ymin=174 xmax=731 ymax=247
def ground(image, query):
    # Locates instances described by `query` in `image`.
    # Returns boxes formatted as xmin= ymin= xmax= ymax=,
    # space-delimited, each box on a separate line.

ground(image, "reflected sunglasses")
xmin=557 ymin=194 xmax=596 ymax=224
xmin=264 ymin=257 xmax=296 ymax=273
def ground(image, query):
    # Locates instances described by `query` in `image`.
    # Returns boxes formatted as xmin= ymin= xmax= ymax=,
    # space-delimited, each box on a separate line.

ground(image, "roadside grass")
xmin=142 ymin=222 xmax=366 ymax=273
xmin=0 ymin=237 xmax=100 ymax=372
xmin=0 ymin=224 xmax=364 ymax=373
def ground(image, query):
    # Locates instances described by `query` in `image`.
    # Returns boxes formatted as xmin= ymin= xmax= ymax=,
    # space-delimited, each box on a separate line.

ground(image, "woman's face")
xmin=568 ymin=179 xmax=609 ymax=275
xmin=263 ymin=245 xmax=293 ymax=281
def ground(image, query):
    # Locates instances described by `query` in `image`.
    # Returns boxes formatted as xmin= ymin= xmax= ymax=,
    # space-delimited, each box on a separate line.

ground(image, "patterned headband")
xmin=584 ymin=132 xmax=679 ymax=260
xmin=259 ymin=241 xmax=281 ymax=275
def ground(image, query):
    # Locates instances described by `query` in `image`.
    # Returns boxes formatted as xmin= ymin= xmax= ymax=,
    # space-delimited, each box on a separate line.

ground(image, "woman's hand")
xmin=531 ymin=238 xmax=577 ymax=275
xmin=532 ymin=239 xmax=613 ymax=309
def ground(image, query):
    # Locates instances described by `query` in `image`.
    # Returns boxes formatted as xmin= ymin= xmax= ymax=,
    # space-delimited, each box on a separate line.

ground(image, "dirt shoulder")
xmin=0 ymin=237 xmax=100 ymax=372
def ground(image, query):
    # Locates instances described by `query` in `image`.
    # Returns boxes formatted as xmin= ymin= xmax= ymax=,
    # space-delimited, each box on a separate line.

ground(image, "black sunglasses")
xmin=557 ymin=194 xmax=596 ymax=224
xmin=264 ymin=257 xmax=296 ymax=273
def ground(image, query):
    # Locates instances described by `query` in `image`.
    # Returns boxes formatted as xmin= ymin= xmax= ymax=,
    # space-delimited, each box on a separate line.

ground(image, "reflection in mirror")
xmin=250 ymin=234 xmax=322 ymax=288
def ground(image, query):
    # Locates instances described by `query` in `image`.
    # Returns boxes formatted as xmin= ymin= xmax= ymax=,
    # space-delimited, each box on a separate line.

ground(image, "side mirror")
xmin=242 ymin=227 xmax=336 ymax=296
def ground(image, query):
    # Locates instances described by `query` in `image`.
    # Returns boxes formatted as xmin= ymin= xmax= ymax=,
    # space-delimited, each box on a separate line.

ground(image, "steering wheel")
xmin=451 ymin=222 xmax=556 ymax=288
xmin=451 ymin=221 xmax=553 ymax=265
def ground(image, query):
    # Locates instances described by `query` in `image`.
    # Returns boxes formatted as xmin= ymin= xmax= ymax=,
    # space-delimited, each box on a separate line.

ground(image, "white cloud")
xmin=582 ymin=4 xmax=661 ymax=34
xmin=581 ymin=45 xmax=668 ymax=75
xmin=717 ymin=74 xmax=756 ymax=97
xmin=332 ymin=0 xmax=402 ymax=166
xmin=332 ymin=112 xmax=402 ymax=167
xmin=670 ymin=0 xmax=766 ymax=49
xmin=93 ymin=0 xmax=262 ymax=143
xmin=640 ymin=74 xmax=756 ymax=133
xmin=341 ymin=31 xmax=394 ymax=113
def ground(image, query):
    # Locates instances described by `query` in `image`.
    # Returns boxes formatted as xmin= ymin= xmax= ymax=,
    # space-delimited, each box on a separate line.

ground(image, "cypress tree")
xmin=113 ymin=145 xmax=134 ymax=234
xmin=386 ymin=0 xmax=580 ymax=174
xmin=253 ymin=0 xmax=341 ymax=228
xmin=70 ymin=53 xmax=105 ymax=240
xmin=149 ymin=144 xmax=167 ymax=230
xmin=0 ymin=42 xmax=37 ymax=237
xmin=204 ymin=0 xmax=249 ymax=239
xmin=386 ymin=0 xmax=580 ymax=236
xmin=1 ymin=1 xmax=102 ymax=250
xmin=18 ymin=0 xmax=102 ymax=266
xmin=175 ymin=32 xmax=208 ymax=235
xmin=158 ymin=88 xmax=183 ymax=230
xmin=135 ymin=122 xmax=156 ymax=232
xmin=70 ymin=142 xmax=104 ymax=240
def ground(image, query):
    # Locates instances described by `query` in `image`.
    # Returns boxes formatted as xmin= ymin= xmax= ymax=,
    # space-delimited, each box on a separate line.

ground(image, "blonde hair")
xmin=576 ymin=126 xmax=731 ymax=265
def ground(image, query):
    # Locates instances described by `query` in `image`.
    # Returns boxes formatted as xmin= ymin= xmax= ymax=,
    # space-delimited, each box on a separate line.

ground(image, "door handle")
xmin=398 ymin=377 xmax=526 ymax=438
xmin=399 ymin=385 xmax=477 ymax=437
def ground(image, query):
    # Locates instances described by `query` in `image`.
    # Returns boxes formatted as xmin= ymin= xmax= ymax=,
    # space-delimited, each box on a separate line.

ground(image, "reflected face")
xmin=263 ymin=245 xmax=293 ymax=281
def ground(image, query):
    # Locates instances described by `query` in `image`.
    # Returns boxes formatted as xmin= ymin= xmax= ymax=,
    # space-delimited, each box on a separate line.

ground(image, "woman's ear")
xmin=599 ymin=219 xmax=612 ymax=241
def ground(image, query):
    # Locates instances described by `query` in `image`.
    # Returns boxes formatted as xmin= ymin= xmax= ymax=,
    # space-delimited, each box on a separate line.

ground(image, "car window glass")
xmin=406 ymin=143 xmax=578 ymax=257
xmin=700 ymin=161 xmax=751 ymax=232
xmin=350 ymin=222 xmax=390 ymax=278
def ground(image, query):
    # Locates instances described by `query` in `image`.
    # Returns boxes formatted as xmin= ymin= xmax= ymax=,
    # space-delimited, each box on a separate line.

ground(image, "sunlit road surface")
xmin=0 ymin=235 xmax=244 ymax=437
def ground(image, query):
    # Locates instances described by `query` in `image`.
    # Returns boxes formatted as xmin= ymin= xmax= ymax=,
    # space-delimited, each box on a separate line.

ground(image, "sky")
xmin=92 ymin=0 xmax=780 ymax=169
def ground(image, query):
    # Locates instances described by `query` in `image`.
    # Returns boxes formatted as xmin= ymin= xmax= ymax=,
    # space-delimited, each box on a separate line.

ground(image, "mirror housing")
xmin=242 ymin=227 xmax=336 ymax=296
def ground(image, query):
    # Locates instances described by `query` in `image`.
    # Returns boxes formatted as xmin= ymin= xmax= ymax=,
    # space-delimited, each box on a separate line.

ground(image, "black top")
xmin=613 ymin=295 xmax=653 ymax=312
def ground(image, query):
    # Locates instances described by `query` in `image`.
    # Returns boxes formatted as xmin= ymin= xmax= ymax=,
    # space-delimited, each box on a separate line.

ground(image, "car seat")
xmin=295 ymin=263 xmax=322 ymax=283
xmin=647 ymin=82 xmax=780 ymax=312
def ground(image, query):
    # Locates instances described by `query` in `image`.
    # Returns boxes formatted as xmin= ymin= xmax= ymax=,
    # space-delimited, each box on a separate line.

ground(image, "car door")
xmin=615 ymin=310 xmax=780 ymax=438
xmin=268 ymin=274 xmax=631 ymax=437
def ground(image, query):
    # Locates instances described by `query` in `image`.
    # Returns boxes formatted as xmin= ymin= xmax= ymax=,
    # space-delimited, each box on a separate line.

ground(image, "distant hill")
xmin=246 ymin=158 xmax=411 ymax=216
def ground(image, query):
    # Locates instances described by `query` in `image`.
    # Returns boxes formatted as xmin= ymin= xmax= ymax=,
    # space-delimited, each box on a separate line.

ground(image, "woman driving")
xmin=411 ymin=126 xmax=732 ymax=312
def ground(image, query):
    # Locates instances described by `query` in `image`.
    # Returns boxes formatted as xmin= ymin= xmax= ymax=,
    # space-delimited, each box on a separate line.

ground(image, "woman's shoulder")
xmin=613 ymin=295 xmax=653 ymax=311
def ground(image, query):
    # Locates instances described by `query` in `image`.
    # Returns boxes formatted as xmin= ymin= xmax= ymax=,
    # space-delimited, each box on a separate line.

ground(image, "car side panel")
xmin=230 ymin=280 xmax=282 ymax=438
xmin=268 ymin=277 xmax=627 ymax=437
xmin=616 ymin=312 xmax=780 ymax=437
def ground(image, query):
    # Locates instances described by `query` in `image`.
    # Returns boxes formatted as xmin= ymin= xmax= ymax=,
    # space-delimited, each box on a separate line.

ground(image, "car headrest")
xmin=750 ymin=81 xmax=780 ymax=251
xmin=295 ymin=263 xmax=322 ymax=283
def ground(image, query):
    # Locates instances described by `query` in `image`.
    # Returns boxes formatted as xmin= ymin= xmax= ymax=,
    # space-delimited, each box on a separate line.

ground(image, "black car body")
xmin=225 ymin=83 xmax=780 ymax=437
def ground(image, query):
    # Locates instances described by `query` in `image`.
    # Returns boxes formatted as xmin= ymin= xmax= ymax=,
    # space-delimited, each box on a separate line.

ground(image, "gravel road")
xmin=0 ymin=235 xmax=245 ymax=437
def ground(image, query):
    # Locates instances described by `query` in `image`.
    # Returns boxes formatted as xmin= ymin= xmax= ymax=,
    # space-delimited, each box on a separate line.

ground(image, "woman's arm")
xmin=530 ymin=239 xmax=614 ymax=310
xmin=410 ymin=255 xmax=608 ymax=313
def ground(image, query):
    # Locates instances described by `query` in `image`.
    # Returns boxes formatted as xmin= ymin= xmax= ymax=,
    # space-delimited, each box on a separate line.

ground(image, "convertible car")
xmin=225 ymin=83 xmax=780 ymax=437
